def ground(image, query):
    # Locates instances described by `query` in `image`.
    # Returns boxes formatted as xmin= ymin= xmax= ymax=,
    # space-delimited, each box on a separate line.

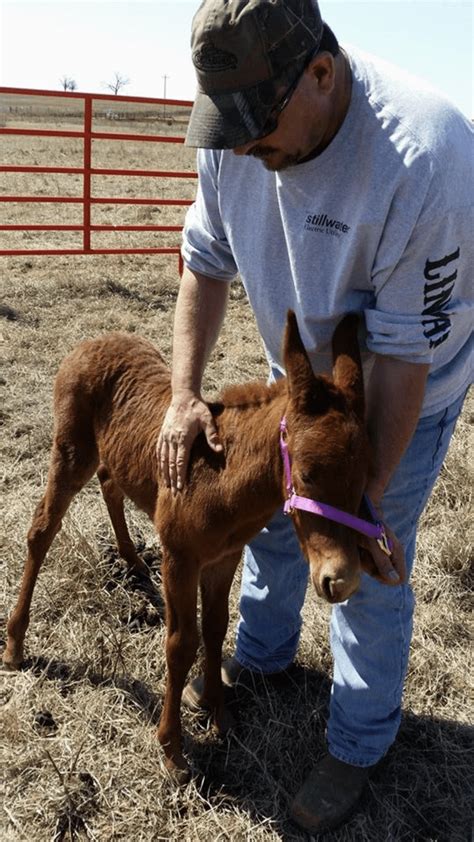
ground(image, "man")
xmin=157 ymin=0 xmax=472 ymax=832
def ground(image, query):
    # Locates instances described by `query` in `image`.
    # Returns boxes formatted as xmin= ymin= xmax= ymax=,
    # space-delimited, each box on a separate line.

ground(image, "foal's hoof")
xmin=165 ymin=756 xmax=191 ymax=786
xmin=1 ymin=652 xmax=23 ymax=672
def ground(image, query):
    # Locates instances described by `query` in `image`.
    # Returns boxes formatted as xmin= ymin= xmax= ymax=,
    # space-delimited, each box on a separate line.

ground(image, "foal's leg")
xmin=157 ymin=549 xmax=199 ymax=782
xmin=96 ymin=464 xmax=149 ymax=577
xmin=198 ymin=553 xmax=241 ymax=733
xmin=3 ymin=438 xmax=98 ymax=669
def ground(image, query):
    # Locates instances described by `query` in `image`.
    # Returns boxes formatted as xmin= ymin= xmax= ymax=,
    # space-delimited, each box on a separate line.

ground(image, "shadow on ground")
xmin=188 ymin=667 xmax=473 ymax=842
xmin=14 ymin=653 xmax=472 ymax=840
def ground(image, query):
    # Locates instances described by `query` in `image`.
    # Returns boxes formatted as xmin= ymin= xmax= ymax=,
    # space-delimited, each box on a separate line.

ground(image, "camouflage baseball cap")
xmin=186 ymin=0 xmax=324 ymax=148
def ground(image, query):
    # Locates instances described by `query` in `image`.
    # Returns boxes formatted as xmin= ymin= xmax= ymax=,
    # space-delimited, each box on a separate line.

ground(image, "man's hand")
xmin=157 ymin=393 xmax=223 ymax=493
xmin=358 ymin=521 xmax=407 ymax=585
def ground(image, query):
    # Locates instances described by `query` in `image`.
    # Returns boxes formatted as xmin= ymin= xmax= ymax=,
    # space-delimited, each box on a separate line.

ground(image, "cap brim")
xmin=185 ymin=91 xmax=249 ymax=148
xmin=185 ymin=85 xmax=280 ymax=149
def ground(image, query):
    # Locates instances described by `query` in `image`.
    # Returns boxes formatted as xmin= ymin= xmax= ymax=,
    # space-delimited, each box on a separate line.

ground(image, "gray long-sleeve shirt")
xmin=182 ymin=47 xmax=473 ymax=415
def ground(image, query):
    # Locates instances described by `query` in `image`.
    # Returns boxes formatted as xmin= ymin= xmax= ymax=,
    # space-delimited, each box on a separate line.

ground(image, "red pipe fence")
xmin=0 ymin=87 xmax=198 ymax=270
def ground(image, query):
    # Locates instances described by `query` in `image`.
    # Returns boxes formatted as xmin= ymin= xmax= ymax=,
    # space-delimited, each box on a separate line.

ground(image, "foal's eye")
xmin=300 ymin=472 xmax=314 ymax=486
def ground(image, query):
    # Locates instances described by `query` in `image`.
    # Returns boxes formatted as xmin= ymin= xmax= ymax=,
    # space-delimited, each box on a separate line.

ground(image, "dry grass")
xmin=1 ymin=105 xmax=473 ymax=841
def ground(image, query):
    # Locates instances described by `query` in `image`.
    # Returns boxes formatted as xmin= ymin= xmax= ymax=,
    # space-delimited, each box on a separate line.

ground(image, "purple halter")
xmin=279 ymin=417 xmax=393 ymax=555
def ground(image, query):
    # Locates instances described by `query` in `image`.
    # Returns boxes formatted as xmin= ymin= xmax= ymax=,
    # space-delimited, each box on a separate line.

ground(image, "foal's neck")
xmin=214 ymin=379 xmax=287 ymax=503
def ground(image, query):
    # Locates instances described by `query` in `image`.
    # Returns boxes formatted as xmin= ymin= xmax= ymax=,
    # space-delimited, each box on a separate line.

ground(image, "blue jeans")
xmin=234 ymin=390 xmax=466 ymax=767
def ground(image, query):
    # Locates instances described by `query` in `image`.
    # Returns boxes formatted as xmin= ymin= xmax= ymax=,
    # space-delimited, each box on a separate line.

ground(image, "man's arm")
xmin=360 ymin=354 xmax=430 ymax=584
xmin=157 ymin=266 xmax=230 ymax=493
xmin=366 ymin=355 xmax=430 ymax=504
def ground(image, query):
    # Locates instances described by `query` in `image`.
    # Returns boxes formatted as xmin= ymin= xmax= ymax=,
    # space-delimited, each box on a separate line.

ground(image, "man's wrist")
xmin=171 ymin=386 xmax=202 ymax=402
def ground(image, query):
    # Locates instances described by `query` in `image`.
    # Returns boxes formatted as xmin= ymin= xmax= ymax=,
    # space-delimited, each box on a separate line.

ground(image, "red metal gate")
xmin=0 ymin=86 xmax=198 ymax=269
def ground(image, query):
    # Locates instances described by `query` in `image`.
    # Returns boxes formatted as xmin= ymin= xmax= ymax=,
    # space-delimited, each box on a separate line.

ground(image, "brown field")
xmin=1 ymin=99 xmax=473 ymax=841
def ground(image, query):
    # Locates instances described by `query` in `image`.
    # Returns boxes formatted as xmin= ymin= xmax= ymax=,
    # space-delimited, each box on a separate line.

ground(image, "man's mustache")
xmin=246 ymin=145 xmax=276 ymax=158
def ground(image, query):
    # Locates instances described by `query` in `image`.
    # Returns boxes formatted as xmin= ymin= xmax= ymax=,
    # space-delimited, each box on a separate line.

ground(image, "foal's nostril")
xmin=322 ymin=576 xmax=332 ymax=601
xmin=321 ymin=576 xmax=348 ymax=602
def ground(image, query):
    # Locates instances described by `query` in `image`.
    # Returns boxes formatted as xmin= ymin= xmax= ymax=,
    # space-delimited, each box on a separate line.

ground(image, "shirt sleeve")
xmin=181 ymin=149 xmax=239 ymax=282
xmin=365 ymin=167 xmax=472 ymax=364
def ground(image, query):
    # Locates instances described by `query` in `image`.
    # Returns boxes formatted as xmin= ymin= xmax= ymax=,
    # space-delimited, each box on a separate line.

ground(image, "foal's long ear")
xmin=283 ymin=310 xmax=330 ymax=409
xmin=332 ymin=314 xmax=365 ymax=419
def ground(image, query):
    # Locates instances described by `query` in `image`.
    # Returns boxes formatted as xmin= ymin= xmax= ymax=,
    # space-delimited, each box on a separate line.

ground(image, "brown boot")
xmin=182 ymin=657 xmax=254 ymax=711
xmin=290 ymin=754 xmax=376 ymax=833
xmin=182 ymin=656 xmax=293 ymax=710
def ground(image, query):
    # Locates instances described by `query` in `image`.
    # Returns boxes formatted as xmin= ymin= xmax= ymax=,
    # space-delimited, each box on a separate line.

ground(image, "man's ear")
xmin=307 ymin=52 xmax=336 ymax=95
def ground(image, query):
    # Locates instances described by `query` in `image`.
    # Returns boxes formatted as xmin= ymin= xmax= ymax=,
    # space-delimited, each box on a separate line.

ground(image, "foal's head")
xmin=282 ymin=311 xmax=373 ymax=603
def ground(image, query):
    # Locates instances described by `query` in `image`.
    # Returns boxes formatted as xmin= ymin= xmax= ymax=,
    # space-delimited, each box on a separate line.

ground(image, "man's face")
xmin=232 ymin=53 xmax=340 ymax=172
xmin=233 ymin=64 xmax=309 ymax=171
xmin=232 ymin=80 xmax=311 ymax=172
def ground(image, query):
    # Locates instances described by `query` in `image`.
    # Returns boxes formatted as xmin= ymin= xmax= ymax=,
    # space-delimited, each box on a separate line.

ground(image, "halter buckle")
xmin=283 ymin=493 xmax=296 ymax=516
xmin=376 ymin=526 xmax=393 ymax=557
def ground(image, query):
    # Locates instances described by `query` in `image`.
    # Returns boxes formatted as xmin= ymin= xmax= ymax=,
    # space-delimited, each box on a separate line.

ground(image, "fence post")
xmin=83 ymin=96 xmax=92 ymax=252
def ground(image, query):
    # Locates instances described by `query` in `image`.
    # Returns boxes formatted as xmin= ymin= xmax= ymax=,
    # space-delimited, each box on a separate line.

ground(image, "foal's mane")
xmin=210 ymin=379 xmax=284 ymax=413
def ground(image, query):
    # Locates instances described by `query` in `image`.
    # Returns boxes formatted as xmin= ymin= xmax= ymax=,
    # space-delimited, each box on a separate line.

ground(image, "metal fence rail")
xmin=0 ymin=86 xmax=197 ymax=268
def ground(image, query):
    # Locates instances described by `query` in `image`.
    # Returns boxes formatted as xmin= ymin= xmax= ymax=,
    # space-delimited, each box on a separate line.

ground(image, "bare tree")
xmin=60 ymin=76 xmax=77 ymax=91
xmin=105 ymin=72 xmax=130 ymax=96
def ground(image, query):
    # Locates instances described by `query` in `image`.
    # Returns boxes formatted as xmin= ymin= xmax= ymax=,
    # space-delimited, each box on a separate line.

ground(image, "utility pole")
xmin=162 ymin=75 xmax=169 ymax=117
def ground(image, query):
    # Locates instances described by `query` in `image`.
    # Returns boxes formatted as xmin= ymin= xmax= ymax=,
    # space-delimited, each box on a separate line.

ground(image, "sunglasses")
xmin=256 ymin=55 xmax=314 ymax=139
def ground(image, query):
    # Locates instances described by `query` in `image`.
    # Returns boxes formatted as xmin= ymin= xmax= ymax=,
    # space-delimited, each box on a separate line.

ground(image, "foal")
xmin=4 ymin=311 xmax=375 ymax=780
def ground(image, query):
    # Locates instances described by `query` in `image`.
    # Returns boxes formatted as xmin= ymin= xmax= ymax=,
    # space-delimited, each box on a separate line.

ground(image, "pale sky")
xmin=0 ymin=0 xmax=473 ymax=116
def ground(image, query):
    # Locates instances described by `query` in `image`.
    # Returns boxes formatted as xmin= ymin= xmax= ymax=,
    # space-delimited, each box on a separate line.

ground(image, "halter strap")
xmin=279 ymin=417 xmax=392 ymax=554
